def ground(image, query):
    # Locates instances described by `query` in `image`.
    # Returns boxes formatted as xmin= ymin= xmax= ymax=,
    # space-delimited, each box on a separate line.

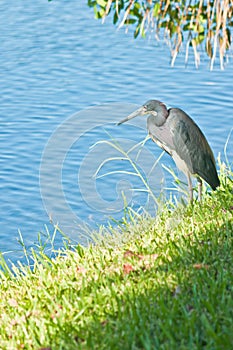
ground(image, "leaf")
xmin=193 ymin=263 xmax=209 ymax=270
xmin=123 ymin=263 xmax=134 ymax=274
xmin=226 ymin=28 xmax=231 ymax=47
xmin=192 ymin=34 xmax=205 ymax=45
xmin=153 ymin=3 xmax=160 ymax=17
xmin=97 ymin=0 xmax=107 ymax=7
xmin=76 ymin=266 xmax=87 ymax=274
xmin=140 ymin=253 xmax=159 ymax=263
xmin=124 ymin=250 xmax=159 ymax=271
xmin=88 ymin=0 xmax=96 ymax=7
xmin=124 ymin=250 xmax=139 ymax=259
xmin=206 ymin=40 xmax=213 ymax=58
xmin=125 ymin=19 xmax=137 ymax=25
xmin=113 ymin=11 xmax=119 ymax=25
xmin=76 ymin=244 xmax=85 ymax=258
xmin=8 ymin=298 xmax=18 ymax=307
xmin=10 ymin=319 xmax=18 ymax=326
xmin=134 ymin=25 xmax=140 ymax=38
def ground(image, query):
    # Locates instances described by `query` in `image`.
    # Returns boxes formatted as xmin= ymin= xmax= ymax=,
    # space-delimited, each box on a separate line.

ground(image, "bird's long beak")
xmin=117 ymin=106 xmax=145 ymax=125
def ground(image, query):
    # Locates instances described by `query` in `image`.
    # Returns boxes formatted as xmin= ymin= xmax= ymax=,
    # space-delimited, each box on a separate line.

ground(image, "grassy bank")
xmin=0 ymin=166 xmax=233 ymax=350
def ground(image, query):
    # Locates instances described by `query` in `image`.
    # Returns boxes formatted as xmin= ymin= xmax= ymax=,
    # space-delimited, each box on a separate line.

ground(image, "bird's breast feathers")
xmin=149 ymin=134 xmax=172 ymax=155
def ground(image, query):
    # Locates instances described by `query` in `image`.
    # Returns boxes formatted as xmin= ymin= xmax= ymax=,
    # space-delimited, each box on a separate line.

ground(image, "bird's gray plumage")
xmin=118 ymin=99 xmax=220 ymax=201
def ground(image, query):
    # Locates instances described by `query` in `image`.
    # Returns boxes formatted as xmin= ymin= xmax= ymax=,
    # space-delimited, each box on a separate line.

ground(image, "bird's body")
xmin=118 ymin=100 xmax=220 ymax=201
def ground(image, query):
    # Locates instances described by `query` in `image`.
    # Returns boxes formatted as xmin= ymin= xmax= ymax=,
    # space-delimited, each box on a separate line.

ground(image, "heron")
xmin=117 ymin=100 xmax=220 ymax=202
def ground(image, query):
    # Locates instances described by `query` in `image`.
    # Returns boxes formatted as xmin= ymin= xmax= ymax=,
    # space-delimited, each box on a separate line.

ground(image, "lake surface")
xmin=0 ymin=1 xmax=232 ymax=263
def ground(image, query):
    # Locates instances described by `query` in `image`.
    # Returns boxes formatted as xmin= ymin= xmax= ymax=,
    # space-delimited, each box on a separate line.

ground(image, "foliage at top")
xmin=87 ymin=0 xmax=233 ymax=69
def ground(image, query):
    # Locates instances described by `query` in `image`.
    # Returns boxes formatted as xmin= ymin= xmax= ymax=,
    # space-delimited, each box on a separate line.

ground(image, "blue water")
xmin=0 ymin=1 xmax=232 ymax=262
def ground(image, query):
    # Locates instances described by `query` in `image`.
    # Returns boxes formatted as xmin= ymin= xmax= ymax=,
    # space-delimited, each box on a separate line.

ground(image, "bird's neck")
xmin=153 ymin=105 xmax=168 ymax=126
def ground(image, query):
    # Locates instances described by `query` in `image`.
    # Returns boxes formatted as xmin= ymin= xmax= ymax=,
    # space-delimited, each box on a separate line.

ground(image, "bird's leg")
xmin=197 ymin=177 xmax=202 ymax=202
xmin=187 ymin=173 xmax=193 ymax=202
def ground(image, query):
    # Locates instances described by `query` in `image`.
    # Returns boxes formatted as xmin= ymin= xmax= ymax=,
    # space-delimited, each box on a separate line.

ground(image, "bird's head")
xmin=117 ymin=100 xmax=168 ymax=126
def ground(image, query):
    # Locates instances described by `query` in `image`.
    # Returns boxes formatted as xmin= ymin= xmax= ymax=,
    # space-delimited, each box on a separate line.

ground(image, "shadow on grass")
xmin=42 ymin=217 xmax=233 ymax=350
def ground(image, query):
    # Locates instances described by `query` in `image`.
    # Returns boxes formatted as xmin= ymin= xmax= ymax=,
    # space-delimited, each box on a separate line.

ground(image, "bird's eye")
xmin=143 ymin=106 xmax=147 ymax=112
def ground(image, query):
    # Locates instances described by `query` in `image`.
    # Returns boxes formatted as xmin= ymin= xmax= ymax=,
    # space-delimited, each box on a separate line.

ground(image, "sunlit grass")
xmin=0 ymin=160 xmax=232 ymax=349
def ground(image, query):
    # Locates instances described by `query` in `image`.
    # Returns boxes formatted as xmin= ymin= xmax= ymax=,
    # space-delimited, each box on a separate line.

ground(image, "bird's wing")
xmin=168 ymin=108 xmax=219 ymax=189
xmin=147 ymin=116 xmax=174 ymax=155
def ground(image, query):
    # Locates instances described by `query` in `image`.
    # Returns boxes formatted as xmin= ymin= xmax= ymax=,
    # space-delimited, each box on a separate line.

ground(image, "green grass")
xmin=0 ymin=165 xmax=233 ymax=350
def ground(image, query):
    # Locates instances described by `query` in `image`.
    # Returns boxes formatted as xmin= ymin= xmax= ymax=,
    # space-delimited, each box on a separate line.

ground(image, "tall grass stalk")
xmin=92 ymin=135 xmax=161 ymax=205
